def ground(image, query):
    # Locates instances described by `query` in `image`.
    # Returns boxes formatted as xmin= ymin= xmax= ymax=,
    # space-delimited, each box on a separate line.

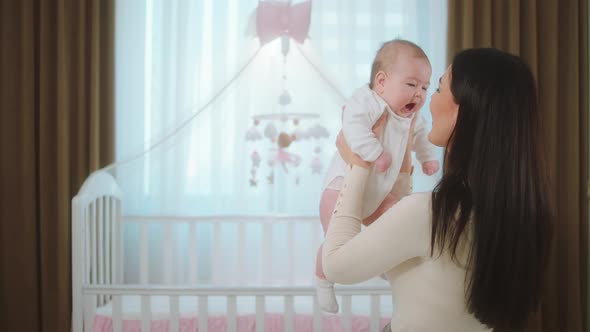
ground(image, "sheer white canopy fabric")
xmin=114 ymin=0 xmax=447 ymax=284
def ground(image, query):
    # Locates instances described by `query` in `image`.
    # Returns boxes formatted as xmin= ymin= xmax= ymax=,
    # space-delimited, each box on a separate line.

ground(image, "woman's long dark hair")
xmin=431 ymin=48 xmax=553 ymax=330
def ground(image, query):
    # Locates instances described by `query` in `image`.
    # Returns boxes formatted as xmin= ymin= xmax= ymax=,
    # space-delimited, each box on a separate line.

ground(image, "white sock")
xmin=315 ymin=276 xmax=339 ymax=313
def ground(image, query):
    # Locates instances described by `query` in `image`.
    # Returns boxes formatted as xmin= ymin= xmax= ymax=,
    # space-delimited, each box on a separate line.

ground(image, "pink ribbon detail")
xmin=256 ymin=0 xmax=312 ymax=45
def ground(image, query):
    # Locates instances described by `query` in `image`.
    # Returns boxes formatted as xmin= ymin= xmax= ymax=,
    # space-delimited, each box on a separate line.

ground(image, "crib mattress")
xmin=94 ymin=295 xmax=393 ymax=331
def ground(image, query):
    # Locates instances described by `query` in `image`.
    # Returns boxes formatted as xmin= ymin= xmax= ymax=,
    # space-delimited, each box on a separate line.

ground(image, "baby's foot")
xmin=315 ymin=276 xmax=339 ymax=313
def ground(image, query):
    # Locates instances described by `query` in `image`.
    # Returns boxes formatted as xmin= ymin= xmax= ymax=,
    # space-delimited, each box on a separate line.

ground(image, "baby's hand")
xmin=375 ymin=150 xmax=392 ymax=173
xmin=422 ymin=160 xmax=440 ymax=175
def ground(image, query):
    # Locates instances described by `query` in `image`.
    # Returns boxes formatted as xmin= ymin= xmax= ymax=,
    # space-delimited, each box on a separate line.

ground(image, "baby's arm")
xmin=413 ymin=115 xmax=439 ymax=175
xmin=342 ymin=96 xmax=386 ymax=163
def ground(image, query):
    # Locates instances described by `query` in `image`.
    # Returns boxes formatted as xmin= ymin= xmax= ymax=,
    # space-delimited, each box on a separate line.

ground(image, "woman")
xmin=322 ymin=48 xmax=552 ymax=332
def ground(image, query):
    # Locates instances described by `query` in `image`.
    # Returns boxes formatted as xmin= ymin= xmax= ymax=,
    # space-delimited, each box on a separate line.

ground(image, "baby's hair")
xmin=369 ymin=39 xmax=429 ymax=89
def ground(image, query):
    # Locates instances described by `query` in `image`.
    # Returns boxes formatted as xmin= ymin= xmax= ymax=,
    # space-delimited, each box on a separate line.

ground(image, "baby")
xmin=315 ymin=39 xmax=439 ymax=313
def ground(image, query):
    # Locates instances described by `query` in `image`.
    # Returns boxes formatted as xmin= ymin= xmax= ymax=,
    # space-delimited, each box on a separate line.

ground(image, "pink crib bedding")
xmin=93 ymin=295 xmax=392 ymax=332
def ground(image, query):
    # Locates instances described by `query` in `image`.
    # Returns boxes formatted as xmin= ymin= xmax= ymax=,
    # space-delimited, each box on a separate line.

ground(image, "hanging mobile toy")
xmin=274 ymin=132 xmax=301 ymax=173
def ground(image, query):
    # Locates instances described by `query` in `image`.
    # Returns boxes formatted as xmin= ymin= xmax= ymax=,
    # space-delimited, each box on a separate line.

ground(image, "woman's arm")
xmin=362 ymin=120 xmax=414 ymax=226
xmin=391 ymin=114 xmax=415 ymax=199
xmin=322 ymin=167 xmax=431 ymax=284
xmin=322 ymin=114 xmax=429 ymax=284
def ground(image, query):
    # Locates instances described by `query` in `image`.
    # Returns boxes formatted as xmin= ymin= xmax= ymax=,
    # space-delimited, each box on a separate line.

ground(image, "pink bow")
xmin=256 ymin=0 xmax=312 ymax=45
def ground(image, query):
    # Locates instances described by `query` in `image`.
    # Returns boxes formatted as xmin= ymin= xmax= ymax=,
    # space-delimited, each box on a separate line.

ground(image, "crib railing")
xmin=83 ymin=284 xmax=391 ymax=332
xmin=121 ymin=215 xmax=323 ymax=286
xmin=73 ymin=171 xmax=390 ymax=332
xmin=73 ymin=171 xmax=123 ymax=332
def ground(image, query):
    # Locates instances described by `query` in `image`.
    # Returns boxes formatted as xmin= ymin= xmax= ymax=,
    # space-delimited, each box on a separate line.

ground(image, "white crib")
xmin=72 ymin=170 xmax=392 ymax=332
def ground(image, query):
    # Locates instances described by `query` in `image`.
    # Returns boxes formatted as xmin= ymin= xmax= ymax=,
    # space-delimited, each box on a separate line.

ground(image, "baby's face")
xmin=378 ymin=54 xmax=432 ymax=118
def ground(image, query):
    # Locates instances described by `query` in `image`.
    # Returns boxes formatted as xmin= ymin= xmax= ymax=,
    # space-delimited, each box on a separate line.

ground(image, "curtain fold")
xmin=0 ymin=0 xmax=114 ymax=331
xmin=447 ymin=1 xmax=588 ymax=331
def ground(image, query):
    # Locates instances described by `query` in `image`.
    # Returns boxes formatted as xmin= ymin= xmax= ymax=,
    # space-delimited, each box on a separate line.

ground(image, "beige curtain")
xmin=447 ymin=0 xmax=588 ymax=331
xmin=0 ymin=0 xmax=114 ymax=331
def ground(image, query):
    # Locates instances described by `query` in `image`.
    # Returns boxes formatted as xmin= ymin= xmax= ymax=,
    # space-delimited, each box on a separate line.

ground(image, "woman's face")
xmin=428 ymin=66 xmax=459 ymax=147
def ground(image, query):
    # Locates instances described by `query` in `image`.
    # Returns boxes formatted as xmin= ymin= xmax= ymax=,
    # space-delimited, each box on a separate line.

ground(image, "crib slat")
xmin=84 ymin=294 xmax=96 ymax=332
xmin=370 ymin=295 xmax=380 ymax=332
xmin=141 ymin=295 xmax=151 ymax=332
xmin=105 ymin=197 xmax=111 ymax=299
xmin=113 ymin=295 xmax=123 ymax=332
xmin=238 ymin=223 xmax=246 ymax=286
xmin=263 ymin=223 xmax=272 ymax=285
xmin=256 ymin=295 xmax=265 ymax=332
xmin=312 ymin=296 xmax=322 ymax=332
xmin=227 ymin=295 xmax=237 ymax=332
xmin=140 ymin=224 xmax=149 ymax=284
xmin=164 ymin=224 xmax=173 ymax=284
xmin=198 ymin=295 xmax=208 ymax=332
xmin=212 ymin=223 xmax=221 ymax=283
xmin=72 ymin=203 xmax=84 ymax=332
xmin=115 ymin=199 xmax=123 ymax=283
xmin=112 ymin=199 xmax=119 ymax=283
xmin=91 ymin=202 xmax=97 ymax=287
xmin=85 ymin=207 xmax=91 ymax=284
xmin=342 ymin=295 xmax=352 ymax=332
xmin=287 ymin=222 xmax=295 ymax=285
xmin=188 ymin=223 xmax=198 ymax=283
xmin=284 ymin=295 xmax=295 ymax=332
xmin=170 ymin=295 xmax=180 ymax=332
xmin=98 ymin=197 xmax=104 ymax=305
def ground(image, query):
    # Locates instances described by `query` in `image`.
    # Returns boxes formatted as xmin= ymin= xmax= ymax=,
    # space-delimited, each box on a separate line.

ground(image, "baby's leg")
xmin=315 ymin=188 xmax=340 ymax=313
xmin=316 ymin=189 xmax=340 ymax=279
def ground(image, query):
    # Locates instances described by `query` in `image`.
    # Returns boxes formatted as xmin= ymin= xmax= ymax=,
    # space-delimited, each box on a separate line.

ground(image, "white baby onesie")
xmin=323 ymin=84 xmax=437 ymax=218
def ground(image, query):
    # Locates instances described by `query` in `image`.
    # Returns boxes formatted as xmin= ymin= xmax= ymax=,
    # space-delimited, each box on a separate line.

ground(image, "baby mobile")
xmin=245 ymin=0 xmax=330 ymax=187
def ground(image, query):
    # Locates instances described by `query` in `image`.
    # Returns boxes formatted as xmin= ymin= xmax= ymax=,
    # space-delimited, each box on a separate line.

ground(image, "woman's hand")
xmin=399 ymin=114 xmax=417 ymax=174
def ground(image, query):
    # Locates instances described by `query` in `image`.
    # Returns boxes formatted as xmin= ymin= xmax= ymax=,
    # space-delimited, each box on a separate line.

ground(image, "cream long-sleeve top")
xmin=322 ymin=165 xmax=492 ymax=332
xmin=322 ymin=85 xmax=438 ymax=218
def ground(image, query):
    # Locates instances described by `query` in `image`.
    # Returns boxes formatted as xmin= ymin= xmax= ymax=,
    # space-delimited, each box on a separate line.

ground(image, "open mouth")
xmin=404 ymin=103 xmax=416 ymax=113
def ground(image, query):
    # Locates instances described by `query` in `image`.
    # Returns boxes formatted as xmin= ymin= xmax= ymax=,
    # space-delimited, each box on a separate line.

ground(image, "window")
xmin=115 ymin=0 xmax=447 ymax=284
xmin=115 ymin=0 xmax=447 ymax=215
